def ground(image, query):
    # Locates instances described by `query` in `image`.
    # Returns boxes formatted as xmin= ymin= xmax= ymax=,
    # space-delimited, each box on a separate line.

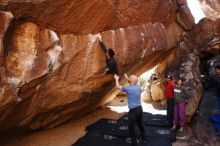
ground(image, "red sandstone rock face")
xmin=189 ymin=18 xmax=220 ymax=54
xmin=158 ymin=40 xmax=204 ymax=122
xmin=199 ymin=0 xmax=220 ymax=19
xmin=0 ymin=21 xmax=181 ymax=131
xmin=0 ymin=0 xmax=179 ymax=34
xmin=176 ymin=5 xmax=195 ymax=30
xmin=0 ymin=11 xmax=13 ymax=66
xmin=0 ymin=0 xmax=195 ymax=131
xmin=158 ymin=18 xmax=220 ymax=122
xmin=177 ymin=0 xmax=187 ymax=6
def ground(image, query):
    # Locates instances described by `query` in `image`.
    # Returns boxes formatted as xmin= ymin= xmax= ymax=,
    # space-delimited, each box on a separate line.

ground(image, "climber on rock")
xmin=97 ymin=35 xmax=118 ymax=75
xmin=141 ymin=38 xmax=152 ymax=58
xmin=114 ymin=74 xmax=146 ymax=146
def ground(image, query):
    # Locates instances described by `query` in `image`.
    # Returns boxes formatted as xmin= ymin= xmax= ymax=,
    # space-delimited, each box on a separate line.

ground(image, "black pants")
xmin=128 ymin=106 xmax=146 ymax=146
xmin=167 ymin=98 xmax=174 ymax=125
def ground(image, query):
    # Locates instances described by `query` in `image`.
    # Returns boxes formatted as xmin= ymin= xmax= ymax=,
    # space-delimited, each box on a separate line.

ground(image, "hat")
xmin=165 ymin=75 xmax=173 ymax=80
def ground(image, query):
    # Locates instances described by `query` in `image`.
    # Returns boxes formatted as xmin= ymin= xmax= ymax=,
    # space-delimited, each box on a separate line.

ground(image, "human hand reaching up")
xmin=114 ymin=74 xmax=122 ymax=90
xmin=97 ymin=34 xmax=102 ymax=41
xmin=124 ymin=73 xmax=129 ymax=80
xmin=114 ymin=74 xmax=119 ymax=80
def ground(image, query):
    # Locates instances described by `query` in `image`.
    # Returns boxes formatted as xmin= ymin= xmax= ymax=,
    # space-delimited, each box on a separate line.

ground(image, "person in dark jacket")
xmin=214 ymin=65 xmax=220 ymax=108
xmin=210 ymin=65 xmax=220 ymax=135
xmin=98 ymin=36 xmax=118 ymax=75
xmin=165 ymin=75 xmax=175 ymax=125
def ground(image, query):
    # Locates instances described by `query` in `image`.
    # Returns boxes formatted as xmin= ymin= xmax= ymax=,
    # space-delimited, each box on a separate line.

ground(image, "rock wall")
xmin=141 ymin=74 xmax=166 ymax=102
xmin=157 ymin=18 xmax=220 ymax=122
xmin=0 ymin=0 xmax=194 ymax=132
xmin=189 ymin=18 xmax=220 ymax=55
xmin=0 ymin=0 xmax=179 ymax=34
xmin=199 ymin=0 xmax=220 ymax=19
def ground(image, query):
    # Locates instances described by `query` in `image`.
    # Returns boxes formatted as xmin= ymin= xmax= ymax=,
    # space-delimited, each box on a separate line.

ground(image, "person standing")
xmin=210 ymin=65 xmax=220 ymax=135
xmin=165 ymin=75 xmax=175 ymax=125
xmin=172 ymin=78 xmax=189 ymax=132
xmin=214 ymin=65 xmax=220 ymax=113
xmin=114 ymin=74 xmax=146 ymax=146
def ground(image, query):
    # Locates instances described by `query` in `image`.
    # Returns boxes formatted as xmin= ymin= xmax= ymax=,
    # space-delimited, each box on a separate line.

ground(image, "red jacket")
xmin=165 ymin=81 xmax=175 ymax=99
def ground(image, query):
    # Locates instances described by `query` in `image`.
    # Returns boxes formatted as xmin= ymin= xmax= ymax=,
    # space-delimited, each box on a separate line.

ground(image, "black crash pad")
xmin=146 ymin=137 xmax=172 ymax=146
xmin=85 ymin=117 xmax=175 ymax=141
xmin=102 ymin=124 xmax=175 ymax=141
xmin=73 ymin=132 xmax=147 ymax=146
xmin=120 ymin=112 xmax=170 ymax=127
xmin=145 ymin=126 xmax=176 ymax=142
xmin=73 ymin=113 xmax=175 ymax=146
xmin=86 ymin=118 xmax=121 ymax=132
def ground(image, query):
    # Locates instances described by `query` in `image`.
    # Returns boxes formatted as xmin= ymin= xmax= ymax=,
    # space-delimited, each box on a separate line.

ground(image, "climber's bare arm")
xmin=124 ymin=73 xmax=129 ymax=81
xmin=97 ymin=34 xmax=107 ymax=53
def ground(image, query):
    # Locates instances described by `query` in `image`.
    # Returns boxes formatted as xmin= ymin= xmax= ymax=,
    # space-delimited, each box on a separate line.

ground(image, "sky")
xmin=187 ymin=0 xmax=206 ymax=23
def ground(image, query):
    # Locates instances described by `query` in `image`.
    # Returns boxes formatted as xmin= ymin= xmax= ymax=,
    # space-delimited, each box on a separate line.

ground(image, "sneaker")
xmin=171 ymin=125 xmax=176 ymax=131
xmin=178 ymin=127 xmax=184 ymax=132
xmin=139 ymin=138 xmax=147 ymax=144
xmin=214 ymin=129 xmax=220 ymax=136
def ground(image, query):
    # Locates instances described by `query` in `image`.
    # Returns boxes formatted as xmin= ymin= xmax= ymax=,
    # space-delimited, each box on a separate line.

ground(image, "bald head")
xmin=129 ymin=75 xmax=138 ymax=84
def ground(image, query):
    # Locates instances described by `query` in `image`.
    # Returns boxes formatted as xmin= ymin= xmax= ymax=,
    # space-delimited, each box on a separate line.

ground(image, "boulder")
xmin=0 ymin=21 xmax=181 ymax=131
xmin=0 ymin=11 xmax=13 ymax=66
xmin=0 ymin=0 xmax=196 ymax=132
xmin=0 ymin=0 xmax=179 ymax=34
xmin=176 ymin=5 xmax=195 ymax=30
xmin=199 ymin=0 xmax=220 ymax=19
xmin=158 ymin=41 xmax=204 ymax=122
xmin=150 ymin=80 xmax=165 ymax=101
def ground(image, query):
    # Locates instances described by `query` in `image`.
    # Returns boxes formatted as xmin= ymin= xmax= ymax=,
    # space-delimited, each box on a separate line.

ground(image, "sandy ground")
xmin=1 ymin=106 xmax=124 ymax=146
xmin=0 ymin=97 xmax=201 ymax=146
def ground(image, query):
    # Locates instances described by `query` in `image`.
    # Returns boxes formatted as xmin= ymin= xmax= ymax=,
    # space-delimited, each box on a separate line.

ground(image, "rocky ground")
xmin=0 ymin=96 xmax=163 ymax=146
xmin=0 ymin=105 xmax=124 ymax=146
xmin=1 ymin=96 xmax=216 ymax=146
